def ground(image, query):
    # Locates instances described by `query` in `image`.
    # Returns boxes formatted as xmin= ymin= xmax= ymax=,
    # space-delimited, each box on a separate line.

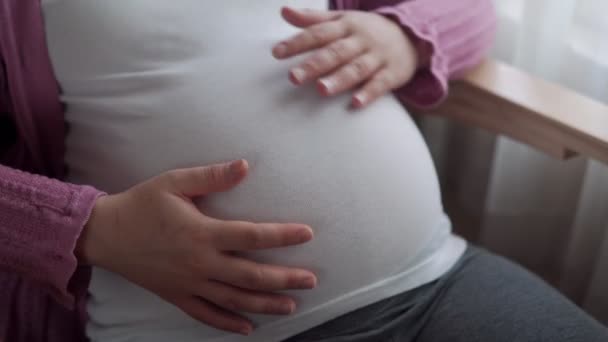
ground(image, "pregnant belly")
xmin=65 ymin=45 xmax=445 ymax=338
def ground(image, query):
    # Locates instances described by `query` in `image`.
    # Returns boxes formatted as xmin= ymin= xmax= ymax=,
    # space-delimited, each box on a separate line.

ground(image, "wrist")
xmin=76 ymin=194 xmax=113 ymax=266
xmin=397 ymin=24 xmax=429 ymax=70
xmin=377 ymin=12 xmax=429 ymax=69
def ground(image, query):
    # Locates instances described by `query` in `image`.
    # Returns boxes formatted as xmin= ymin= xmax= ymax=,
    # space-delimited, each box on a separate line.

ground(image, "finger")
xmin=166 ymin=159 xmax=248 ymax=197
xmin=280 ymin=6 xmax=342 ymax=28
xmin=352 ymin=69 xmax=399 ymax=108
xmin=272 ymin=20 xmax=349 ymax=59
xmin=288 ymin=36 xmax=366 ymax=85
xmin=202 ymin=281 xmax=296 ymax=315
xmin=211 ymin=221 xmax=313 ymax=250
xmin=317 ymin=53 xmax=384 ymax=97
xmin=177 ymin=297 xmax=253 ymax=335
xmin=212 ymin=257 xmax=317 ymax=291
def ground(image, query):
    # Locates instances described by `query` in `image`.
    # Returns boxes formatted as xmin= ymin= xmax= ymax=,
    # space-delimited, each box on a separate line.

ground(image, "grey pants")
xmin=285 ymin=246 xmax=608 ymax=342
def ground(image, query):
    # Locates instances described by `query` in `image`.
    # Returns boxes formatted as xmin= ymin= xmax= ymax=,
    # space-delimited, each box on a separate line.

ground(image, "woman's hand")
xmin=272 ymin=7 xmax=419 ymax=108
xmin=77 ymin=160 xmax=317 ymax=335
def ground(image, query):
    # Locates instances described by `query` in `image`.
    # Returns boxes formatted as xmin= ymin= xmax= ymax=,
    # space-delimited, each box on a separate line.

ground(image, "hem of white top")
xmin=176 ymin=234 xmax=467 ymax=342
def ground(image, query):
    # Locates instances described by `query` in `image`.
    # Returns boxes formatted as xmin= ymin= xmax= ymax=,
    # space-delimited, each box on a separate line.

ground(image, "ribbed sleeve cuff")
xmin=375 ymin=5 xmax=449 ymax=108
xmin=0 ymin=165 xmax=104 ymax=308
xmin=374 ymin=0 xmax=496 ymax=108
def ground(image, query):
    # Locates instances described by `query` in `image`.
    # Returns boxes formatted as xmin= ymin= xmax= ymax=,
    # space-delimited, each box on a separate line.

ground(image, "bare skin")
xmin=273 ymin=7 xmax=420 ymax=108
xmin=77 ymin=160 xmax=317 ymax=335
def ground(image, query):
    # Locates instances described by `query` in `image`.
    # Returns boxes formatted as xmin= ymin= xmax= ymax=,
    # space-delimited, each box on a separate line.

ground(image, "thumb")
xmin=167 ymin=160 xmax=249 ymax=197
xmin=281 ymin=6 xmax=341 ymax=28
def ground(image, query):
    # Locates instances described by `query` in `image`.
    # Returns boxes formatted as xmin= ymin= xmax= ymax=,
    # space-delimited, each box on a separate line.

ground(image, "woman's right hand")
xmin=76 ymin=160 xmax=317 ymax=335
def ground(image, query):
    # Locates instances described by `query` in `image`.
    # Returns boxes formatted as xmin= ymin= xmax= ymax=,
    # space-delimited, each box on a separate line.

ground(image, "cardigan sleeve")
xmin=335 ymin=0 xmax=497 ymax=108
xmin=1 ymin=0 xmax=104 ymax=309
xmin=0 ymin=164 xmax=103 ymax=307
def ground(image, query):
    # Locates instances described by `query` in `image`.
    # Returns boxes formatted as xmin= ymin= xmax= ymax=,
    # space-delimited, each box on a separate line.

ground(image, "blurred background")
xmin=416 ymin=0 xmax=608 ymax=324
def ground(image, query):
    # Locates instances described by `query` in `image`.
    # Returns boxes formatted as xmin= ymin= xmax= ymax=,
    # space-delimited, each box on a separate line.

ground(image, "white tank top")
xmin=42 ymin=1 xmax=465 ymax=341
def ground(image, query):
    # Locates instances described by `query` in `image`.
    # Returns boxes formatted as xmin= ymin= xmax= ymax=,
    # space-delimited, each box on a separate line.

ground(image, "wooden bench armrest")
xmin=411 ymin=60 xmax=608 ymax=163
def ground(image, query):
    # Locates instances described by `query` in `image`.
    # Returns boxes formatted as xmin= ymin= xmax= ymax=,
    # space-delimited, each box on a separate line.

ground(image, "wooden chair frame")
xmin=411 ymin=60 xmax=608 ymax=164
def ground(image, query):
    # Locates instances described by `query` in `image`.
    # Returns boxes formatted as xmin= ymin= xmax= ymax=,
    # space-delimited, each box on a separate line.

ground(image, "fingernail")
xmin=353 ymin=93 xmax=367 ymax=107
xmin=319 ymin=78 xmax=334 ymax=94
xmin=301 ymin=275 xmax=317 ymax=289
xmin=290 ymin=68 xmax=307 ymax=84
xmin=297 ymin=227 xmax=313 ymax=242
xmin=240 ymin=325 xmax=253 ymax=336
xmin=273 ymin=43 xmax=287 ymax=58
xmin=229 ymin=160 xmax=247 ymax=181
xmin=281 ymin=301 xmax=295 ymax=314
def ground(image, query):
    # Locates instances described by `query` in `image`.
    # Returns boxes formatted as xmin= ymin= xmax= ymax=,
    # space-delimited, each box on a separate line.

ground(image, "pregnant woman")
xmin=2 ymin=0 xmax=608 ymax=342
xmin=48 ymin=1 xmax=465 ymax=341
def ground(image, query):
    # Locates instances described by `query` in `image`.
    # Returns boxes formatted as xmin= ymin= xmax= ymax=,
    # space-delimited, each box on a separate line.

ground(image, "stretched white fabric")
xmin=41 ymin=0 xmax=465 ymax=341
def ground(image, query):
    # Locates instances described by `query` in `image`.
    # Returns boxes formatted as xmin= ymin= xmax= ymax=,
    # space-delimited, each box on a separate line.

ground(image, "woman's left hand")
xmin=272 ymin=7 xmax=419 ymax=108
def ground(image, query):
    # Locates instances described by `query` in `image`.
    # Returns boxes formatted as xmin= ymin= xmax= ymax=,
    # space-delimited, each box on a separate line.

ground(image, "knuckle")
xmin=263 ymin=298 xmax=285 ymax=314
xmin=244 ymin=226 xmax=264 ymax=249
xmin=342 ymin=38 xmax=361 ymax=54
xmin=252 ymin=298 xmax=273 ymax=313
xmin=351 ymin=59 xmax=371 ymax=78
xmin=299 ymin=31 xmax=316 ymax=47
xmin=224 ymin=295 xmax=272 ymax=314
xmin=326 ymin=43 xmax=346 ymax=63
xmin=205 ymin=165 xmax=227 ymax=185
xmin=187 ymin=250 xmax=209 ymax=275
xmin=362 ymin=85 xmax=379 ymax=100
xmin=309 ymin=26 xmax=328 ymax=43
xmin=221 ymin=297 xmax=240 ymax=312
xmin=367 ymin=83 xmax=383 ymax=98
xmin=245 ymin=267 xmax=268 ymax=288
xmin=334 ymin=18 xmax=351 ymax=35
xmin=164 ymin=170 xmax=183 ymax=189
xmin=192 ymin=228 xmax=213 ymax=250
xmin=375 ymin=73 xmax=394 ymax=90
xmin=275 ymin=228 xmax=290 ymax=246
xmin=302 ymin=58 xmax=322 ymax=74
xmin=261 ymin=301 xmax=276 ymax=314
xmin=292 ymin=32 xmax=309 ymax=48
xmin=285 ymin=271 xmax=303 ymax=288
xmin=334 ymin=71 xmax=350 ymax=86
